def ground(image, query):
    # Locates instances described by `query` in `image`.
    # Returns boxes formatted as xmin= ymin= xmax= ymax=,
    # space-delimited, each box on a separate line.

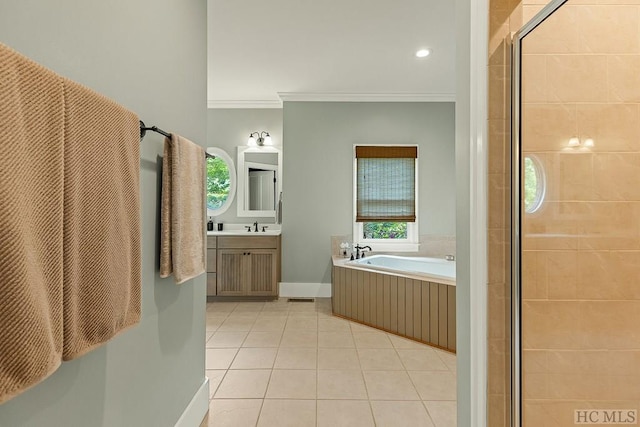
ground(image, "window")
xmin=523 ymin=155 xmax=545 ymax=214
xmin=353 ymin=145 xmax=419 ymax=251
xmin=206 ymin=147 xmax=236 ymax=216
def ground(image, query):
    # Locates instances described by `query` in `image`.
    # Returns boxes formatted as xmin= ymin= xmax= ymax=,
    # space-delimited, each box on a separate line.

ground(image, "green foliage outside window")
xmin=363 ymin=222 xmax=408 ymax=239
xmin=524 ymin=156 xmax=538 ymax=212
xmin=207 ymin=157 xmax=231 ymax=210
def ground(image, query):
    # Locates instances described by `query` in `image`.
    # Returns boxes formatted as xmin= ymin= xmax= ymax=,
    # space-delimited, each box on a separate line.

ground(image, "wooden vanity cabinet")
xmin=206 ymin=236 xmax=217 ymax=296
xmin=215 ymin=235 xmax=281 ymax=297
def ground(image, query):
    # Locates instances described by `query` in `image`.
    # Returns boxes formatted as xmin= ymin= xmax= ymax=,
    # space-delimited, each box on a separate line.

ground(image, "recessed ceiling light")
xmin=415 ymin=49 xmax=431 ymax=58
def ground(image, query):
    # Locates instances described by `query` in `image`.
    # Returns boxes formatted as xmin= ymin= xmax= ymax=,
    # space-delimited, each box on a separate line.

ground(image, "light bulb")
xmin=568 ymin=137 xmax=580 ymax=147
xmin=248 ymin=135 xmax=257 ymax=146
xmin=263 ymin=134 xmax=272 ymax=145
xmin=583 ymin=138 xmax=594 ymax=148
xmin=416 ymin=49 xmax=431 ymax=58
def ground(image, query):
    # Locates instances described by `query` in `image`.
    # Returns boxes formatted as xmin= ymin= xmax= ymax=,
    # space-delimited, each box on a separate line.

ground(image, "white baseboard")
xmin=279 ymin=282 xmax=331 ymax=298
xmin=174 ymin=377 xmax=209 ymax=427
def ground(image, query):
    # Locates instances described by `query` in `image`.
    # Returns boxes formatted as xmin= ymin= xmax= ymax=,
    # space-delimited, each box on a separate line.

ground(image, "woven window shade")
xmin=356 ymin=146 xmax=417 ymax=222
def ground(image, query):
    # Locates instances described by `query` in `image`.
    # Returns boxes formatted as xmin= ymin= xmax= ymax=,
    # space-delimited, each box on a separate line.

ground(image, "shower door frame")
xmin=510 ymin=0 xmax=568 ymax=425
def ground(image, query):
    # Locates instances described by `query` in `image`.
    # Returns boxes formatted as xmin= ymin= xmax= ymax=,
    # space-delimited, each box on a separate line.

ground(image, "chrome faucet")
xmin=445 ymin=254 xmax=455 ymax=261
xmin=253 ymin=221 xmax=259 ymax=232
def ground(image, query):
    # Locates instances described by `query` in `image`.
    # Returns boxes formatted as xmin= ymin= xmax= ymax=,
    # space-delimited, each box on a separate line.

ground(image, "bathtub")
xmin=346 ymin=255 xmax=456 ymax=286
xmin=332 ymin=255 xmax=456 ymax=352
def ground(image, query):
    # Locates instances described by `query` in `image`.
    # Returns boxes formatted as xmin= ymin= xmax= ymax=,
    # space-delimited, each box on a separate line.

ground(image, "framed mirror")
xmin=237 ymin=146 xmax=282 ymax=218
xmin=206 ymin=147 xmax=236 ymax=216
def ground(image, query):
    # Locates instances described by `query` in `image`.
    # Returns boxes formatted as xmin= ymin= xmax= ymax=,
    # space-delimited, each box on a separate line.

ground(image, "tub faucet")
xmin=354 ymin=245 xmax=372 ymax=259
xmin=445 ymin=254 xmax=455 ymax=261
xmin=253 ymin=221 xmax=259 ymax=232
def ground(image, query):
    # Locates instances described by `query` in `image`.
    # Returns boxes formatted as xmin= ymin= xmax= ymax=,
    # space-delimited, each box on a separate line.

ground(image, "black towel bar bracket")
xmin=139 ymin=120 xmax=214 ymax=158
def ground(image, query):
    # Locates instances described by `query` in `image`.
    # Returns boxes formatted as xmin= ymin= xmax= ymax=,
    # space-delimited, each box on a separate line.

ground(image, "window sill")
xmin=357 ymin=242 xmax=420 ymax=252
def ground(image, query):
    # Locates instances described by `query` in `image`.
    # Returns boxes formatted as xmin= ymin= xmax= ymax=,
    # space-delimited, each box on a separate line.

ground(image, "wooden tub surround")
xmin=331 ymin=259 xmax=456 ymax=353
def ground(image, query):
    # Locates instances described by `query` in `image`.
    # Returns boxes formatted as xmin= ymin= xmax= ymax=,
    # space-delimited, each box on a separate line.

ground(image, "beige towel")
xmin=160 ymin=134 xmax=206 ymax=284
xmin=62 ymin=78 xmax=141 ymax=360
xmin=0 ymin=43 xmax=64 ymax=403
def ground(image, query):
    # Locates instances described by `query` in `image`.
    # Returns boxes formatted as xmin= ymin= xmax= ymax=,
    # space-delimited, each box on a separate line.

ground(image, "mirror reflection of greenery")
xmin=206 ymin=156 xmax=231 ymax=210
xmin=523 ymin=156 xmax=537 ymax=212
xmin=363 ymin=222 xmax=408 ymax=239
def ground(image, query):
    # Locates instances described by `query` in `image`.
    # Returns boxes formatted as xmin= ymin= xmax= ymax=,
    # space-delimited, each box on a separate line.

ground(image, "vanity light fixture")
xmin=415 ymin=48 xmax=431 ymax=58
xmin=247 ymin=131 xmax=272 ymax=146
xmin=568 ymin=136 xmax=580 ymax=147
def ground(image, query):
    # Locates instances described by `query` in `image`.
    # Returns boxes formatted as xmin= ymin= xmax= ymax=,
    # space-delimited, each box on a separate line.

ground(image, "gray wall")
xmin=207 ymin=108 xmax=283 ymax=224
xmin=0 ymin=1 xmax=207 ymax=426
xmin=282 ymin=102 xmax=455 ymax=285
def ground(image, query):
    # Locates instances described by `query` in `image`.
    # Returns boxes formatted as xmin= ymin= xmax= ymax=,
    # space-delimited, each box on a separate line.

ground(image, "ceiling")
xmin=207 ymin=0 xmax=456 ymax=108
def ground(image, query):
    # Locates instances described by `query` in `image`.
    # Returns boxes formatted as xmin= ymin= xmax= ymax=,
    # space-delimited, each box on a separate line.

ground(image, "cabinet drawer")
xmin=207 ymin=236 xmax=217 ymax=249
xmin=207 ymin=249 xmax=216 ymax=272
xmin=206 ymin=273 xmax=217 ymax=296
xmin=218 ymin=236 xmax=278 ymax=249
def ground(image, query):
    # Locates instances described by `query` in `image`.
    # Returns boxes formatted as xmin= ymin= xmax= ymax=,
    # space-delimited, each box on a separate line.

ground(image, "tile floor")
xmin=201 ymin=298 xmax=456 ymax=427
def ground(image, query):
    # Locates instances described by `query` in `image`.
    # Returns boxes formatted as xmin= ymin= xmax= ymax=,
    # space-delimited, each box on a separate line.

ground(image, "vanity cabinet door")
xmin=217 ymin=249 xmax=247 ymax=296
xmin=246 ymin=249 xmax=278 ymax=296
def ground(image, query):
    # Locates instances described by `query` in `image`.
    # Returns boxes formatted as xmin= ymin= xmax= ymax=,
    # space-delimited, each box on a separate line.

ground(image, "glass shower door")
xmin=514 ymin=0 xmax=640 ymax=425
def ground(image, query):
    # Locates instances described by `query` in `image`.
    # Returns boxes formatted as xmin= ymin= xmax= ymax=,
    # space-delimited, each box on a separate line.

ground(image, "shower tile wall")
xmin=518 ymin=1 xmax=640 ymax=425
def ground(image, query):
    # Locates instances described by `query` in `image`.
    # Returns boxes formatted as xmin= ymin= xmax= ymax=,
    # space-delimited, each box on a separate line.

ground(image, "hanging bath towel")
xmin=0 ymin=43 xmax=65 ymax=403
xmin=160 ymin=134 xmax=206 ymax=284
xmin=62 ymin=78 xmax=141 ymax=361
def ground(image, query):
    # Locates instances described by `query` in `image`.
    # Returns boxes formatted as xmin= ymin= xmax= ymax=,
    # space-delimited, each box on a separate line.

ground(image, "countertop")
xmin=207 ymin=226 xmax=281 ymax=236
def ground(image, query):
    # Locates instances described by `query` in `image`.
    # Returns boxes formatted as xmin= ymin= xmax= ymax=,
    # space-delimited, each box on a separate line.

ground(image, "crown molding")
xmin=207 ymin=100 xmax=283 ymax=109
xmin=277 ymin=92 xmax=456 ymax=102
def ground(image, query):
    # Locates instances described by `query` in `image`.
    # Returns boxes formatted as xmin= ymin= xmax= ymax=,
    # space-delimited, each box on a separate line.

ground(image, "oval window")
xmin=523 ymin=155 xmax=545 ymax=213
xmin=206 ymin=147 xmax=236 ymax=216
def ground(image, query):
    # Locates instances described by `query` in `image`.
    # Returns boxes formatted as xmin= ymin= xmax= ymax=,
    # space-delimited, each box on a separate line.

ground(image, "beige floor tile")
xmin=357 ymin=348 xmax=404 ymax=371
xmin=280 ymin=330 xmax=318 ymax=348
xmin=205 ymin=331 xmax=215 ymax=343
xmin=435 ymin=350 xmax=457 ymax=372
xmin=206 ymin=317 xmax=225 ymax=332
xmin=318 ymin=331 xmax=355 ymax=348
xmin=208 ymin=399 xmax=262 ymax=427
xmin=206 ymin=370 xmax=226 ymax=398
xmin=287 ymin=310 xmax=318 ymax=318
xmin=257 ymin=399 xmax=316 ymax=427
xmin=318 ymin=317 xmax=351 ymax=332
xmin=317 ymin=400 xmax=375 ymax=427
xmin=288 ymin=302 xmax=318 ymax=312
xmin=250 ymin=317 xmax=287 ymax=332
xmin=353 ymin=332 xmax=393 ymax=348
xmin=207 ymin=302 xmax=237 ymax=313
xmin=424 ymin=401 xmax=457 ymax=427
xmin=317 ymin=370 xmax=368 ymax=399
xmin=285 ymin=316 xmax=318 ymax=330
xmin=274 ymin=347 xmax=318 ymax=369
xmin=242 ymin=331 xmax=283 ymax=348
xmin=206 ymin=348 xmax=238 ymax=370
xmin=397 ymin=349 xmax=449 ymax=371
xmin=350 ymin=322 xmax=378 ymax=333
xmin=363 ymin=370 xmax=420 ymax=400
xmin=230 ymin=347 xmax=278 ymax=369
xmin=217 ymin=316 xmax=256 ymax=332
xmin=206 ymin=331 xmax=248 ymax=348
xmin=215 ymin=370 xmax=271 ymax=398
xmin=388 ymin=333 xmax=430 ymax=349
xmin=266 ymin=369 xmax=317 ymax=399
xmin=371 ymin=401 xmax=435 ymax=427
xmin=409 ymin=371 xmax=457 ymax=401
xmin=317 ymin=348 xmax=360 ymax=370
xmin=233 ymin=302 xmax=265 ymax=313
